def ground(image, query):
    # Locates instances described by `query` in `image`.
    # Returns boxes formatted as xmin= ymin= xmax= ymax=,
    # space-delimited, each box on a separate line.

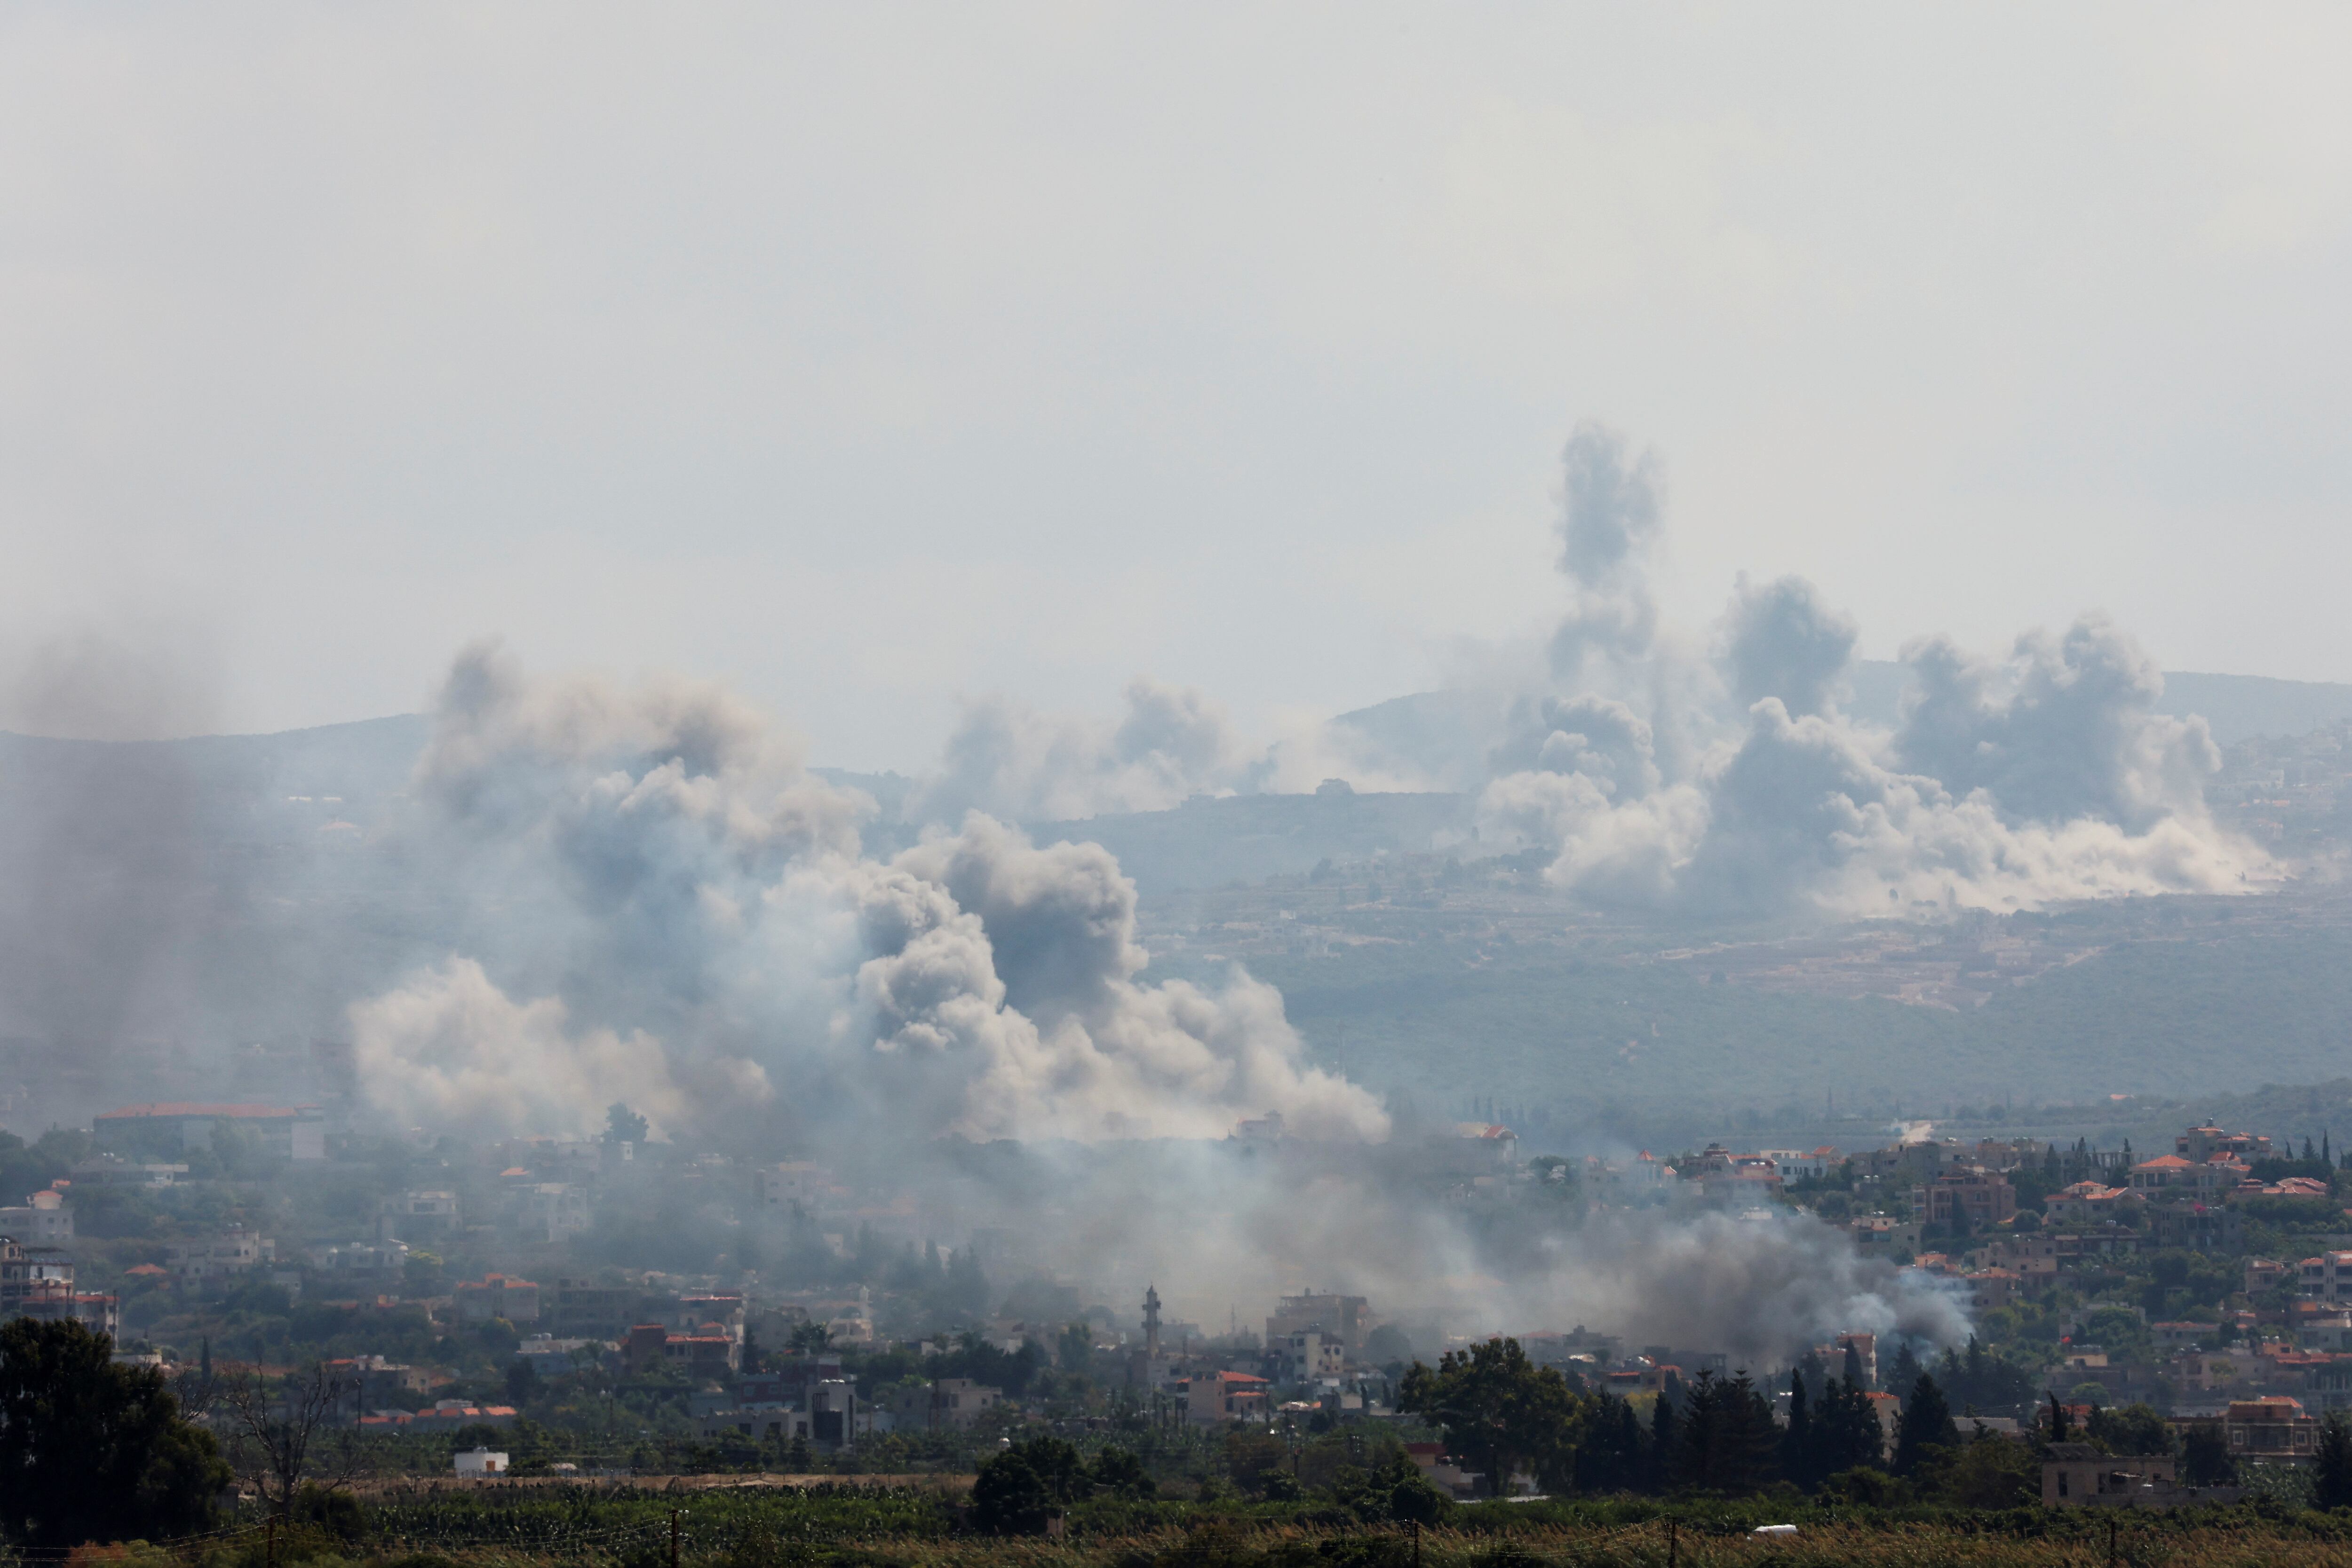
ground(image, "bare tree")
xmin=214 ymin=1362 xmax=363 ymax=1518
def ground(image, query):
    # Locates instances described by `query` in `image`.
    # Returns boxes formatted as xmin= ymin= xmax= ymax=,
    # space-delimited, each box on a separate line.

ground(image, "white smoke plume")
xmin=904 ymin=678 xmax=1265 ymax=823
xmin=352 ymin=642 xmax=1385 ymax=1147
xmin=1479 ymin=427 xmax=2272 ymax=916
xmin=339 ymin=641 xmax=1970 ymax=1365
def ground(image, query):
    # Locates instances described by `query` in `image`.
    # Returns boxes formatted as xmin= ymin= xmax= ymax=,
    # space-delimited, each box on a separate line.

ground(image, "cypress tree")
xmin=1782 ymin=1370 xmax=1812 ymax=1489
xmin=1887 ymin=1342 xmax=1924 ymax=1405
xmin=1648 ymin=1384 xmax=1678 ymax=1492
xmin=2318 ymin=1415 xmax=2352 ymax=1510
xmin=1893 ymin=1373 xmax=1959 ymax=1475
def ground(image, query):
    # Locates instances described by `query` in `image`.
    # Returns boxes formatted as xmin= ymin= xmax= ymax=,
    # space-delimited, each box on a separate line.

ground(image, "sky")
xmin=1 ymin=4 xmax=2347 ymax=769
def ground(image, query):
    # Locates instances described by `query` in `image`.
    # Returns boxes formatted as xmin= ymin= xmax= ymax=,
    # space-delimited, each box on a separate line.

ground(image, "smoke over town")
xmin=8 ymin=11 xmax=2350 ymax=1530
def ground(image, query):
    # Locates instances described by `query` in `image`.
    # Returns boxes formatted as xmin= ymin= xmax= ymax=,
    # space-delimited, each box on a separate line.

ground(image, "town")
xmin=9 ymin=1090 xmax=2352 ymax=1511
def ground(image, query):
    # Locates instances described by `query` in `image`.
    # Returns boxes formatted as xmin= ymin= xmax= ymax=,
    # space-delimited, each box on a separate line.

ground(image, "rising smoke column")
xmin=1478 ymin=424 xmax=2271 ymax=915
xmin=904 ymin=677 xmax=1267 ymax=823
xmin=350 ymin=642 xmax=1385 ymax=1147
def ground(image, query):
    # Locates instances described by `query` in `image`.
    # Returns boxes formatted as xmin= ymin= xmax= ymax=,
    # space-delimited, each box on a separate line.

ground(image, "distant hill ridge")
xmin=1 ymin=665 xmax=2340 ymax=831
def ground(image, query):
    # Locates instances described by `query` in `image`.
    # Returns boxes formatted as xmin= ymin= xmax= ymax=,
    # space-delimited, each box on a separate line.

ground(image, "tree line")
xmin=1395 ymin=1337 xmax=2050 ymax=1503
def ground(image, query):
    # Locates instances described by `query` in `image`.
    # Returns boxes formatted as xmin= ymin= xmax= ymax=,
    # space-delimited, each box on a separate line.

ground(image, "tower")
xmin=1143 ymin=1284 xmax=1162 ymax=1361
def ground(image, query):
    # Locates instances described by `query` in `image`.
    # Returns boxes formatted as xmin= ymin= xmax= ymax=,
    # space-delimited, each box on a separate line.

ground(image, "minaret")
xmin=1143 ymin=1284 xmax=1162 ymax=1361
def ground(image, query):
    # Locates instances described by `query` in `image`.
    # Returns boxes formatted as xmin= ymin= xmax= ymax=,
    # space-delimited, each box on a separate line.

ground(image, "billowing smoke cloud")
xmin=1722 ymin=573 xmax=1857 ymax=719
xmin=349 ymin=641 xmax=1967 ymax=1365
xmin=1479 ymin=425 xmax=2270 ymax=916
xmin=1548 ymin=421 xmax=1668 ymax=682
xmin=352 ymin=642 xmax=1385 ymax=1147
xmin=905 ymin=678 xmax=1264 ymax=824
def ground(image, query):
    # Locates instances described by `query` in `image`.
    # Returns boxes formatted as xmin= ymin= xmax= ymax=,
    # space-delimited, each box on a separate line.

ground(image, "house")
xmin=93 ymin=1103 xmax=326 ymax=1162
xmin=1177 ymin=1369 xmax=1270 ymax=1425
xmin=2153 ymin=1322 xmax=2225 ymax=1351
xmin=2130 ymin=1155 xmax=2245 ymax=1199
xmin=2225 ymin=1397 xmax=2319 ymax=1460
xmin=2147 ymin=1204 xmax=2241 ymax=1253
xmin=454 ymin=1274 xmax=540 ymax=1324
xmin=515 ymin=1335 xmax=601 ymax=1375
xmin=166 ymin=1227 xmax=274 ymax=1285
xmin=1764 ymin=1147 xmax=1842 ymax=1181
xmin=2178 ymin=1125 xmax=2271 ymax=1164
xmin=307 ymin=1240 xmax=409 ymax=1280
xmin=509 ymin=1183 xmax=592 ymax=1243
xmin=0 ymin=1189 xmax=72 ymax=1244
xmin=381 ymin=1190 xmax=460 ymax=1241
xmin=1405 ymin=1442 xmax=1481 ymax=1499
xmin=1270 ymin=1331 xmax=1347 ymax=1385
xmin=2046 ymin=1182 xmax=2137 ymax=1225
xmin=2041 ymin=1444 xmax=2179 ymax=1507
xmin=1862 ymin=1392 xmax=1901 ymax=1456
xmin=1927 ymin=1168 xmax=2017 ymax=1227
xmin=1848 ymin=1216 xmax=1922 ymax=1256
xmin=0 ymin=1240 xmax=117 ymax=1338
xmin=549 ymin=1277 xmax=639 ymax=1338
xmin=882 ymin=1378 xmax=1002 ymax=1430
xmin=453 ymin=1448 xmax=509 ymax=1475
xmin=2301 ymin=1254 xmax=2352 ymax=1307
xmin=68 ymin=1155 xmax=187 ymax=1188
xmin=623 ymin=1323 xmax=740 ymax=1378
xmin=1266 ymin=1290 xmax=1375 ymax=1352
xmin=1962 ymin=1268 xmax=2023 ymax=1314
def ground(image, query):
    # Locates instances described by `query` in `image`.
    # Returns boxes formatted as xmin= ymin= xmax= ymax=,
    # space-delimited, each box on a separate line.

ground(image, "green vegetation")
xmin=0 ymin=1317 xmax=230 ymax=1547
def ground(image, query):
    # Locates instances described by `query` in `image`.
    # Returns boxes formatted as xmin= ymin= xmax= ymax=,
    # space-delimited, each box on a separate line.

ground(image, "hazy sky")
xmin=3 ymin=5 xmax=2347 ymax=767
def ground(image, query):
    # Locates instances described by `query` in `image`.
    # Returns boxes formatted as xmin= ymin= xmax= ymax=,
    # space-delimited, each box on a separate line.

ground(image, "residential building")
xmin=454 ymin=1448 xmax=509 ymax=1476
xmin=308 ymin=1240 xmax=409 ymax=1280
xmin=380 ymin=1190 xmax=460 ymax=1241
xmin=1270 ymin=1331 xmax=1347 ymax=1385
xmin=324 ymin=1354 xmax=436 ymax=1417
xmin=2041 ymin=1444 xmax=2179 ymax=1507
xmin=2130 ymin=1156 xmax=2245 ymax=1199
xmin=2248 ymin=1259 xmax=2290 ymax=1296
xmin=0 ymin=1240 xmax=116 ymax=1338
xmin=2046 ymin=1183 xmax=2137 ymax=1225
xmin=2301 ymin=1253 xmax=2352 ymax=1307
xmin=166 ymin=1228 xmax=274 ymax=1285
xmin=516 ymin=1335 xmax=601 ymax=1375
xmin=1405 ymin=1442 xmax=1481 ymax=1500
xmin=2225 ymin=1397 xmax=2318 ymax=1460
xmin=1765 ymin=1147 xmax=1842 ymax=1181
xmin=1962 ymin=1268 xmax=2023 ymax=1314
xmin=1848 ymin=1216 xmax=1922 ymax=1257
xmin=2178 ymin=1126 xmax=2272 ymax=1164
xmin=883 ymin=1377 xmax=1002 ymax=1430
xmin=1266 ymin=1291 xmax=1375 ymax=1353
xmin=755 ymin=1162 xmax=835 ymax=1215
xmin=623 ymin=1323 xmax=740 ymax=1378
xmin=2147 ymin=1204 xmax=2242 ymax=1253
xmin=0 ymin=1189 xmax=72 ymax=1244
xmin=1927 ymin=1167 xmax=2017 ymax=1228
xmin=2153 ymin=1322 xmax=2225 ymax=1351
xmin=510 ymin=1183 xmax=592 ymax=1243
xmin=94 ymin=1103 xmax=326 ymax=1162
xmin=1835 ymin=1331 xmax=1879 ymax=1388
xmin=549 ymin=1277 xmax=638 ymax=1338
xmin=454 ymin=1273 xmax=541 ymax=1324
xmin=68 ymin=1155 xmax=186 ymax=1188
xmin=1178 ymin=1369 xmax=1271 ymax=1424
